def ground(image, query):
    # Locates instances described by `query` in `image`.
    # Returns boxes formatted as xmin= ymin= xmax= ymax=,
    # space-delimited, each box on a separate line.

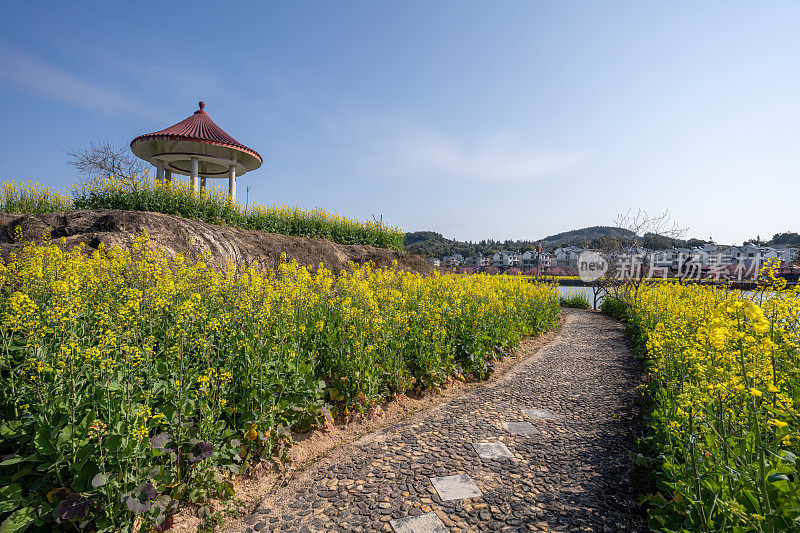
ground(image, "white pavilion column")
xmin=228 ymin=166 xmax=236 ymax=202
xmin=190 ymin=157 xmax=199 ymax=193
xmin=156 ymin=159 xmax=165 ymax=182
xmin=164 ymin=169 xmax=172 ymax=184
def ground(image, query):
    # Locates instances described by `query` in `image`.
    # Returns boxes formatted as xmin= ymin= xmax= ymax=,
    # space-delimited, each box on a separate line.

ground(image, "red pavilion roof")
xmin=130 ymin=102 xmax=262 ymax=163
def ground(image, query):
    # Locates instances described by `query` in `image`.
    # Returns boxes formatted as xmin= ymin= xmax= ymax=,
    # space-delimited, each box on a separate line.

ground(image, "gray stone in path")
xmin=472 ymin=441 xmax=514 ymax=459
xmin=524 ymin=408 xmax=560 ymax=420
xmin=390 ymin=512 xmax=449 ymax=533
xmin=501 ymin=421 xmax=541 ymax=435
xmin=430 ymin=474 xmax=482 ymax=501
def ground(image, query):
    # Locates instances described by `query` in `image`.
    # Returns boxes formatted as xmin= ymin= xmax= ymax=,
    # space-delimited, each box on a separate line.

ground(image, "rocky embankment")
xmin=0 ymin=210 xmax=433 ymax=273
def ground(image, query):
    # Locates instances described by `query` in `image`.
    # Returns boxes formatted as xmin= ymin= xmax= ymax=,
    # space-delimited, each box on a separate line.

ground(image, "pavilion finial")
xmin=199 ymin=101 xmax=205 ymax=110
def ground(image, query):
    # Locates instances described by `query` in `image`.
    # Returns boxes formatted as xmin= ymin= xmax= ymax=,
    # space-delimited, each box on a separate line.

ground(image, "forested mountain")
xmin=765 ymin=232 xmax=800 ymax=247
xmin=538 ymin=226 xmax=634 ymax=248
xmin=404 ymin=226 xmax=800 ymax=258
xmin=403 ymin=232 xmax=484 ymax=258
xmin=405 ymin=226 xmax=634 ymax=257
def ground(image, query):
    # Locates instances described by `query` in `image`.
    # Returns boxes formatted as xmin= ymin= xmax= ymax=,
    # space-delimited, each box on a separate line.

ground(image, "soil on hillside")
xmin=0 ymin=210 xmax=433 ymax=273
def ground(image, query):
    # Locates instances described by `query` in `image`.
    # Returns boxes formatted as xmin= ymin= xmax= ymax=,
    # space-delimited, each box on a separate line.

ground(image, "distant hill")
xmin=538 ymin=226 xmax=634 ymax=248
xmin=404 ymin=226 xmax=715 ymax=258
xmin=404 ymin=231 xmax=481 ymax=258
xmin=405 ymin=226 xmax=634 ymax=258
xmin=765 ymin=232 xmax=800 ymax=247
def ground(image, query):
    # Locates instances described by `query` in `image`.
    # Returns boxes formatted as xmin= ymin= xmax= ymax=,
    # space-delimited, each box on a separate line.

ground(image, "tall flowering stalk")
xmin=0 ymin=180 xmax=71 ymax=214
xmin=627 ymin=268 xmax=800 ymax=532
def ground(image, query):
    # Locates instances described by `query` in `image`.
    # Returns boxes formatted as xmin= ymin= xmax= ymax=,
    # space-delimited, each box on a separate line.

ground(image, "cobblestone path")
xmin=240 ymin=310 xmax=646 ymax=532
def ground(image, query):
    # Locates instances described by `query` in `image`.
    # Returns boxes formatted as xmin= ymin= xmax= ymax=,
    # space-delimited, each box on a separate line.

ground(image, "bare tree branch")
xmin=613 ymin=208 xmax=688 ymax=246
xmin=587 ymin=209 xmax=690 ymax=308
xmin=63 ymin=139 xmax=149 ymax=188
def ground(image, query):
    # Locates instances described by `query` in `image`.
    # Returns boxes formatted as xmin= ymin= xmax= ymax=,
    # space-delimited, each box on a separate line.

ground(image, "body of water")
xmin=556 ymin=284 xmax=762 ymax=310
xmin=557 ymin=285 xmax=604 ymax=308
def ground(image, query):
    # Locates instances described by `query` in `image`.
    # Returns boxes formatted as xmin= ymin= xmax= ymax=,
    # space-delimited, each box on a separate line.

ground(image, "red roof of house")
xmin=130 ymin=102 xmax=262 ymax=163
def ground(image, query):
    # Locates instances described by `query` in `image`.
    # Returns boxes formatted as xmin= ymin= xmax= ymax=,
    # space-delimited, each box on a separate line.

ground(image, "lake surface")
xmin=556 ymin=284 xmax=762 ymax=310
xmin=557 ymin=285 xmax=604 ymax=308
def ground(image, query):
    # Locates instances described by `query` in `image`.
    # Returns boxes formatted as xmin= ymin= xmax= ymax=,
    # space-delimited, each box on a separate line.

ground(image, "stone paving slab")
xmin=239 ymin=310 xmax=646 ymax=532
xmin=430 ymin=474 xmax=483 ymax=501
xmin=472 ymin=442 xmax=514 ymax=460
xmin=390 ymin=512 xmax=449 ymax=533
xmin=523 ymin=408 xmax=559 ymax=420
xmin=502 ymin=421 xmax=541 ymax=435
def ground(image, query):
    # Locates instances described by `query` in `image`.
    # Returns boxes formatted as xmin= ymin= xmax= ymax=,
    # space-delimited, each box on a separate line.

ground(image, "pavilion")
xmin=130 ymin=102 xmax=262 ymax=201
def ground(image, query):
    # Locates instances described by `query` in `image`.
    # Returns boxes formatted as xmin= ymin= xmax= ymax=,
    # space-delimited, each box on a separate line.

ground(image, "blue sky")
xmin=1 ymin=1 xmax=798 ymax=244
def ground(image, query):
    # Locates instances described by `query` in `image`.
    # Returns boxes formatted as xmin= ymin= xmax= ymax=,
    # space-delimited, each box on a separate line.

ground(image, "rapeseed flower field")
xmin=1 ymin=177 xmax=405 ymax=250
xmin=0 ymin=234 xmax=559 ymax=531
xmin=626 ymin=267 xmax=800 ymax=532
xmin=0 ymin=180 xmax=71 ymax=214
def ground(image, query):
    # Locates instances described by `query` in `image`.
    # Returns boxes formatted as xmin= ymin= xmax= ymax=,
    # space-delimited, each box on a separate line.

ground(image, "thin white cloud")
xmin=0 ymin=42 xmax=143 ymax=115
xmin=336 ymin=115 xmax=586 ymax=183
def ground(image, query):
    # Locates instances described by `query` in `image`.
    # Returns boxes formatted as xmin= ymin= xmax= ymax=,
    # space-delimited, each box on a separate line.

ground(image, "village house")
xmin=731 ymin=245 xmax=763 ymax=268
xmin=760 ymin=247 xmax=782 ymax=265
xmin=554 ymin=246 xmax=582 ymax=267
xmin=492 ymin=251 xmax=521 ymax=268
xmin=463 ymin=255 xmax=492 ymax=268
xmin=427 ymin=244 xmax=797 ymax=274
xmin=676 ymin=247 xmax=705 ymax=268
xmin=521 ymin=250 xmax=553 ymax=268
xmin=650 ymin=248 xmax=677 ymax=269
xmin=442 ymin=254 xmax=464 ymax=267
xmin=765 ymin=245 xmax=798 ymax=265
xmin=715 ymin=247 xmax=738 ymax=266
